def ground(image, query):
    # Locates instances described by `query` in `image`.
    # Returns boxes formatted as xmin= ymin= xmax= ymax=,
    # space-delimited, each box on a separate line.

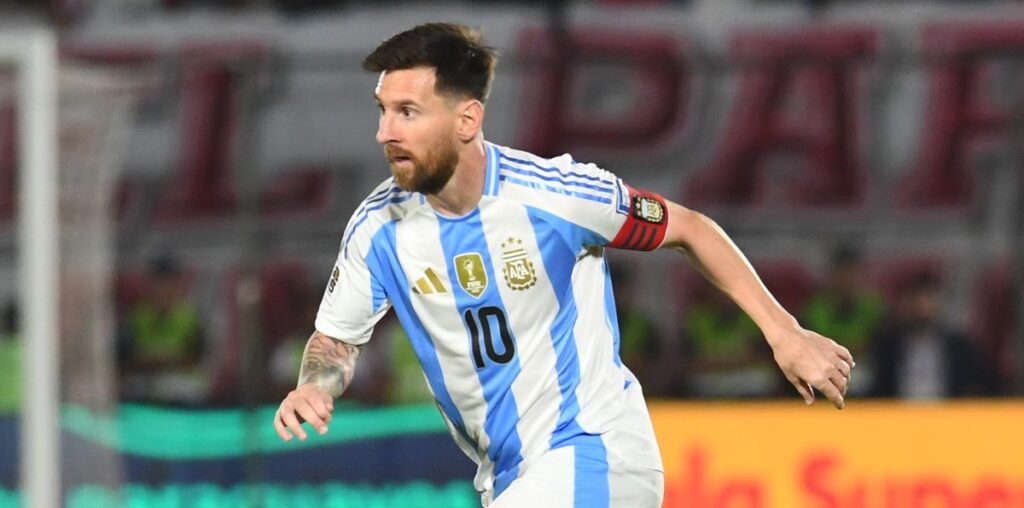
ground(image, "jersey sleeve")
xmin=516 ymin=155 xmax=668 ymax=252
xmin=314 ymin=215 xmax=391 ymax=346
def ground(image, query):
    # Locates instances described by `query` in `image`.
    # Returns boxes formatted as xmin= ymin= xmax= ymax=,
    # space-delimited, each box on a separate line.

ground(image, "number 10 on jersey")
xmin=464 ymin=306 xmax=516 ymax=369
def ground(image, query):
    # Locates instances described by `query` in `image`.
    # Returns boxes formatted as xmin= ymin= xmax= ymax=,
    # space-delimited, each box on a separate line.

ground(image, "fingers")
xmin=833 ymin=352 xmax=854 ymax=396
xmin=293 ymin=398 xmax=330 ymax=436
xmin=835 ymin=359 xmax=852 ymax=379
xmin=309 ymin=393 xmax=334 ymax=425
xmin=824 ymin=338 xmax=854 ymax=400
xmin=273 ymin=410 xmax=292 ymax=441
xmin=834 ymin=345 xmax=855 ymax=368
xmin=830 ymin=371 xmax=849 ymax=397
xmin=273 ymin=387 xmax=337 ymax=442
xmin=813 ymin=377 xmax=845 ymax=410
xmin=788 ymin=374 xmax=815 ymax=405
xmin=278 ymin=403 xmax=308 ymax=441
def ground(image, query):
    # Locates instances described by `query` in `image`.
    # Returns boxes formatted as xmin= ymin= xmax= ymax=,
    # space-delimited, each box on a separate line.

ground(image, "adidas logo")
xmin=412 ymin=267 xmax=448 ymax=294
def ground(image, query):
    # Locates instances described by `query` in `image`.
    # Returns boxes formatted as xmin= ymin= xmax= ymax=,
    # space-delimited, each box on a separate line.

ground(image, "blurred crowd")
xmin=619 ymin=244 xmax=1009 ymax=401
xmin=3 ymin=240 xmax=1014 ymax=414
xmin=108 ymin=243 xmax=1019 ymax=406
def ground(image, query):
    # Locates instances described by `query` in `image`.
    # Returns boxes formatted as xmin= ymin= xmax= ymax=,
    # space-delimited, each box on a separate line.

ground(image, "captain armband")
xmin=608 ymin=186 xmax=669 ymax=251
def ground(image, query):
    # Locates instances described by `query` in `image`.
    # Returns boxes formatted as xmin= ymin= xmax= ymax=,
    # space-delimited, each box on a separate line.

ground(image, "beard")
xmin=385 ymin=136 xmax=459 ymax=195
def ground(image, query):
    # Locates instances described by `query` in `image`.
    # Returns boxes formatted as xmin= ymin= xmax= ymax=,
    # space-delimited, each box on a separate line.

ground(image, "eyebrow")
xmin=375 ymin=96 xmax=420 ymax=109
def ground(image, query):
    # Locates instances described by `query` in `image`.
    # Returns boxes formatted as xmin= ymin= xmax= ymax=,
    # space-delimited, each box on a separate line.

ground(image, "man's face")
xmin=374 ymin=67 xmax=460 ymax=194
xmin=907 ymin=287 xmax=941 ymax=326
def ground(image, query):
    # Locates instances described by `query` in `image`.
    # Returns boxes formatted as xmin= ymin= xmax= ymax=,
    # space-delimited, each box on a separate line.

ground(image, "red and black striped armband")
xmin=608 ymin=186 xmax=669 ymax=251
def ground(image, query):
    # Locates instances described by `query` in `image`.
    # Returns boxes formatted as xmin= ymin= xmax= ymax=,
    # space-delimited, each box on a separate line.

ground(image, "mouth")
xmin=390 ymin=156 xmax=414 ymax=170
xmin=386 ymin=146 xmax=413 ymax=165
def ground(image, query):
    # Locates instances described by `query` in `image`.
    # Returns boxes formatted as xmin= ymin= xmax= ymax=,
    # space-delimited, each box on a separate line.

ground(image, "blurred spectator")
xmin=676 ymin=285 xmax=777 ymax=398
xmin=869 ymin=272 xmax=996 ymax=400
xmin=0 ymin=301 xmax=20 ymax=414
xmin=118 ymin=255 xmax=208 ymax=406
xmin=803 ymin=244 xmax=883 ymax=354
xmin=801 ymin=244 xmax=883 ymax=394
xmin=610 ymin=264 xmax=664 ymax=392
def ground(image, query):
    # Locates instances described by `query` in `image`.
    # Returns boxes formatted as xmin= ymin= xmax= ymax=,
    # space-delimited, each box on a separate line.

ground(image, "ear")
xmin=455 ymin=100 xmax=484 ymax=142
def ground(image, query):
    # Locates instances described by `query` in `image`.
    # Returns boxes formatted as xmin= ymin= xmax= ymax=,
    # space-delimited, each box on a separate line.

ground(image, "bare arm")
xmin=297 ymin=330 xmax=362 ymax=398
xmin=660 ymin=201 xmax=854 ymax=408
xmin=273 ymin=330 xmax=362 ymax=441
xmin=661 ymin=202 xmax=797 ymax=338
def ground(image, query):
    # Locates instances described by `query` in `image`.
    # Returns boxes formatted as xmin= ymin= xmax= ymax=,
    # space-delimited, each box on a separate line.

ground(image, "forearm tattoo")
xmin=297 ymin=332 xmax=362 ymax=399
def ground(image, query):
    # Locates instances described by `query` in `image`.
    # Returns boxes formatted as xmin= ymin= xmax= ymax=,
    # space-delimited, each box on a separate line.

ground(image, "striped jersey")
xmin=316 ymin=142 xmax=668 ymax=500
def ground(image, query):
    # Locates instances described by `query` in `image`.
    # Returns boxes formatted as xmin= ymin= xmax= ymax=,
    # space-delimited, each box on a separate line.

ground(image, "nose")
xmin=376 ymin=111 xmax=397 ymax=145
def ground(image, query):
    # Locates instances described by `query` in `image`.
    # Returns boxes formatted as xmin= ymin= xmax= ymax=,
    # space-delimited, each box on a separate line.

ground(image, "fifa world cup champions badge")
xmin=455 ymin=253 xmax=488 ymax=298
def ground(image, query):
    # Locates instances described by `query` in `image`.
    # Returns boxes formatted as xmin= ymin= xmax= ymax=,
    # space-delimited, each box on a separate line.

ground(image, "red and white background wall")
xmin=0 ymin=1 xmax=1021 ymax=506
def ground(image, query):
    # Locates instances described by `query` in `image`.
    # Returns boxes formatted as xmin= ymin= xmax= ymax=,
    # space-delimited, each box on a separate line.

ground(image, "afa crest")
xmin=454 ymin=253 xmax=488 ymax=298
xmin=500 ymin=237 xmax=537 ymax=291
xmin=633 ymin=195 xmax=665 ymax=224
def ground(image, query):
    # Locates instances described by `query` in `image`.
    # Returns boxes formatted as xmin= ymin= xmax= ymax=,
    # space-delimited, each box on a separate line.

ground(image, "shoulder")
xmin=490 ymin=144 xmax=628 ymax=213
xmin=493 ymin=144 xmax=619 ymax=185
xmin=340 ymin=177 xmax=421 ymax=257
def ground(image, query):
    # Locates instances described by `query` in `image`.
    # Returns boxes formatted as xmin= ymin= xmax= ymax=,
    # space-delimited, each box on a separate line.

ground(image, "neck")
xmin=426 ymin=136 xmax=487 ymax=217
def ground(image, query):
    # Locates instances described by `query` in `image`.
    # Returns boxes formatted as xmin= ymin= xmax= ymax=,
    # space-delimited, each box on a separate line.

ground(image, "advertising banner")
xmin=650 ymin=402 xmax=1024 ymax=508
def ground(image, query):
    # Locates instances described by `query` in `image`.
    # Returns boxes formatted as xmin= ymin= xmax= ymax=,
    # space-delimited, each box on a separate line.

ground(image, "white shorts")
xmin=484 ymin=443 xmax=664 ymax=508
xmin=481 ymin=380 xmax=664 ymax=508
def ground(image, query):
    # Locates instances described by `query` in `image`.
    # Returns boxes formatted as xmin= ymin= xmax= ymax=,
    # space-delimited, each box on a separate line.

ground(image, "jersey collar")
xmin=482 ymin=141 xmax=500 ymax=197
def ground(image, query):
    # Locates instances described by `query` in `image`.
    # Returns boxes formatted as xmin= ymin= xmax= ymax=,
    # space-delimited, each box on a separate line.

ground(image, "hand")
xmin=273 ymin=383 xmax=335 ymax=441
xmin=769 ymin=327 xmax=855 ymax=409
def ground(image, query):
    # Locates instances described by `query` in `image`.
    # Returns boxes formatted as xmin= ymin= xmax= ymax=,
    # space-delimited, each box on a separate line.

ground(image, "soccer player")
xmin=273 ymin=23 xmax=855 ymax=507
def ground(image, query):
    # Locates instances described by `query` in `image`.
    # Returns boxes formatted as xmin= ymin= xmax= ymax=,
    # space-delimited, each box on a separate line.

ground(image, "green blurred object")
xmin=389 ymin=327 xmax=434 ymax=404
xmin=801 ymin=293 xmax=884 ymax=352
xmin=60 ymin=402 xmax=448 ymax=459
xmin=0 ymin=487 xmax=18 ymax=508
xmin=2 ymin=481 xmax=478 ymax=508
xmin=618 ymin=308 xmax=657 ymax=359
xmin=0 ymin=335 xmax=20 ymax=414
xmin=684 ymin=303 xmax=760 ymax=360
xmin=129 ymin=302 xmax=202 ymax=362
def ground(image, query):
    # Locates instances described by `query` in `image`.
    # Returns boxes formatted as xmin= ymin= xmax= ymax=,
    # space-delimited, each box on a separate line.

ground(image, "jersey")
xmin=316 ymin=142 xmax=668 ymax=504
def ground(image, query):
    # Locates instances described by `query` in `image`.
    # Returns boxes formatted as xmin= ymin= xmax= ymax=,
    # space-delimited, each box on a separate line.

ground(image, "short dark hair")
xmin=362 ymin=23 xmax=498 ymax=102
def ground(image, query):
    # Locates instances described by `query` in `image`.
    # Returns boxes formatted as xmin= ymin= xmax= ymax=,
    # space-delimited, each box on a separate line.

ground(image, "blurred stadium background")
xmin=1 ymin=0 xmax=1022 ymax=506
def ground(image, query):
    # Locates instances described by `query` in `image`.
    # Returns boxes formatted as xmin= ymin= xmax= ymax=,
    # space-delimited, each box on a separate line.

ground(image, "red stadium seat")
xmin=259 ymin=166 xmax=335 ymax=218
xmin=970 ymin=259 xmax=1018 ymax=385
xmin=156 ymin=42 xmax=270 ymax=222
xmin=259 ymin=261 xmax=314 ymax=345
xmin=756 ymin=262 xmax=815 ymax=312
xmin=115 ymin=265 xmax=198 ymax=314
xmin=0 ymin=100 xmax=14 ymax=223
xmin=867 ymin=256 xmax=947 ymax=305
xmin=60 ymin=43 xmax=159 ymax=65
